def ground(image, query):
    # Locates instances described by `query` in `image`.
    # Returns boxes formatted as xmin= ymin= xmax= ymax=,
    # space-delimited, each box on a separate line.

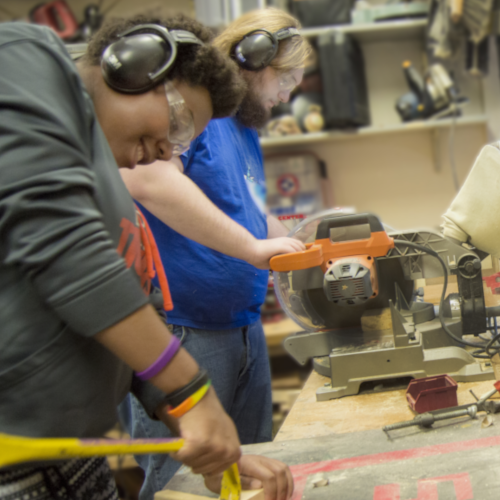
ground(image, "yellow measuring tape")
xmin=220 ymin=463 xmax=242 ymax=500
xmin=0 ymin=433 xmax=240 ymax=500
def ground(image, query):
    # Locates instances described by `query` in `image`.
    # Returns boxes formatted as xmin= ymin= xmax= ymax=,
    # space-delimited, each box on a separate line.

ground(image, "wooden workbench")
xmin=274 ymin=369 xmax=499 ymax=442
xmin=156 ymin=367 xmax=500 ymax=500
xmin=158 ymin=381 xmax=500 ymax=500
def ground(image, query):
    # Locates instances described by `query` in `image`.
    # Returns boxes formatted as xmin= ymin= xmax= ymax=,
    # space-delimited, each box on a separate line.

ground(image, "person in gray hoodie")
xmin=0 ymin=14 xmax=292 ymax=500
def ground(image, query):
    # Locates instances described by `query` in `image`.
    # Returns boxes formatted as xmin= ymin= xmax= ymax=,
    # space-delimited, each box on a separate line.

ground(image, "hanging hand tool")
xmin=0 ymin=433 xmax=241 ymax=500
xmin=80 ymin=3 xmax=104 ymax=41
xmin=30 ymin=0 xmax=80 ymax=41
xmin=451 ymin=0 xmax=464 ymax=23
xmin=395 ymin=61 xmax=465 ymax=122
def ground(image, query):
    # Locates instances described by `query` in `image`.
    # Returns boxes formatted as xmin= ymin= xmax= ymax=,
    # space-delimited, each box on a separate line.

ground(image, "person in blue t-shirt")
xmin=120 ymin=8 xmax=310 ymax=500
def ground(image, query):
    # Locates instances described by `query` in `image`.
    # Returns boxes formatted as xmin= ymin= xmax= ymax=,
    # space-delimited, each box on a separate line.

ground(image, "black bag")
xmin=318 ymin=32 xmax=370 ymax=128
xmin=290 ymin=0 xmax=355 ymax=28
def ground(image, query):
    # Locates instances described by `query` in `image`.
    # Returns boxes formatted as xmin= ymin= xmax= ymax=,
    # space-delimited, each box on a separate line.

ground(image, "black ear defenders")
xmin=101 ymin=24 xmax=203 ymax=94
xmin=233 ymin=26 xmax=300 ymax=71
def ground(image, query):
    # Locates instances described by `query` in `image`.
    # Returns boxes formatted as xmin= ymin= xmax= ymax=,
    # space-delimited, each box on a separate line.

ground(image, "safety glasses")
xmin=277 ymin=72 xmax=298 ymax=93
xmin=164 ymin=81 xmax=195 ymax=156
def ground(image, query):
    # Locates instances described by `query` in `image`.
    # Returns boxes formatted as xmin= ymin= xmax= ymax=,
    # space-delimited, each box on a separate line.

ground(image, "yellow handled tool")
xmin=0 ymin=432 xmax=184 ymax=468
xmin=0 ymin=433 xmax=241 ymax=500
xmin=220 ymin=463 xmax=241 ymax=500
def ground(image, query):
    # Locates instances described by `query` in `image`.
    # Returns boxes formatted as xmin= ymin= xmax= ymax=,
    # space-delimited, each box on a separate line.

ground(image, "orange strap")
xmin=135 ymin=205 xmax=174 ymax=312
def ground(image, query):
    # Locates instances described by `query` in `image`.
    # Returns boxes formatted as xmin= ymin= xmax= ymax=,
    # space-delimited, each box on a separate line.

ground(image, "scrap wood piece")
xmin=361 ymin=308 xmax=392 ymax=332
xmin=155 ymin=489 xmax=264 ymax=500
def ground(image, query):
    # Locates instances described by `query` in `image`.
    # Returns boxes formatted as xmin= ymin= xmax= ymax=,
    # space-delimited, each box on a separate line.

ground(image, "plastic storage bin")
xmin=406 ymin=375 xmax=458 ymax=413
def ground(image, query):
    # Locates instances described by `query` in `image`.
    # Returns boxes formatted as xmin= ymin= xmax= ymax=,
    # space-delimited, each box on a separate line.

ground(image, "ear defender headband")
xmin=233 ymin=26 xmax=300 ymax=71
xmin=101 ymin=24 xmax=203 ymax=94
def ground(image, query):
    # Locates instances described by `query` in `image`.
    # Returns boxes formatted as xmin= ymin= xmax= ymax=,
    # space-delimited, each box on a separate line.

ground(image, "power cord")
xmin=444 ymin=85 xmax=461 ymax=193
xmin=393 ymin=239 xmax=500 ymax=359
xmin=448 ymin=108 xmax=460 ymax=193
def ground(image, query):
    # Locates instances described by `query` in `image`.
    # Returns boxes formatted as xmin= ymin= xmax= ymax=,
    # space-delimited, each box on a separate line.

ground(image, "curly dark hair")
xmin=83 ymin=14 xmax=246 ymax=118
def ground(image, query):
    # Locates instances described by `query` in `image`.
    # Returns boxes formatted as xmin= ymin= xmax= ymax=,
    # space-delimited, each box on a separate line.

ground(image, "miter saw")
xmin=270 ymin=211 xmax=498 ymax=401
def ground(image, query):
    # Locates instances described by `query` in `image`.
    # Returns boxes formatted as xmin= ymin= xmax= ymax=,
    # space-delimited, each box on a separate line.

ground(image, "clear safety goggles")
xmin=164 ymin=81 xmax=195 ymax=157
xmin=278 ymin=72 xmax=298 ymax=93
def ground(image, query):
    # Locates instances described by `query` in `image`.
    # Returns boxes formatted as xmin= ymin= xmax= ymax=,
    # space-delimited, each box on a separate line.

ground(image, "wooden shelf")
xmin=260 ymin=114 xmax=488 ymax=149
xmin=300 ymin=18 xmax=427 ymax=42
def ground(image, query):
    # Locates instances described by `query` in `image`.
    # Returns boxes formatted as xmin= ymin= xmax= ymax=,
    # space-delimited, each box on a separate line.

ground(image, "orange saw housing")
xmin=270 ymin=229 xmax=394 ymax=273
xmin=270 ymin=214 xmax=395 ymax=306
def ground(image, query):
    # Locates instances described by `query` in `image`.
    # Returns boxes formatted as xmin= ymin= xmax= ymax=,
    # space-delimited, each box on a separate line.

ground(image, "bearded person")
xmin=120 ymin=8 xmax=310 ymax=500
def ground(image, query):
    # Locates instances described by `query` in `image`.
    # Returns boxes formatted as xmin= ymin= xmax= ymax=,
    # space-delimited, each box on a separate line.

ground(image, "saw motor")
xmin=323 ymin=256 xmax=378 ymax=306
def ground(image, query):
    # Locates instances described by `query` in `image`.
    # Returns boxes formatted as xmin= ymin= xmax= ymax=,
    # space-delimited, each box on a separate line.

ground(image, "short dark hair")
xmin=84 ymin=14 xmax=246 ymax=118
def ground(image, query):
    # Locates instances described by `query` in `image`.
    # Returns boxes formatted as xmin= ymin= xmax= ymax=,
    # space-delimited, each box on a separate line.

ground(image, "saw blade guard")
xmin=272 ymin=209 xmax=345 ymax=331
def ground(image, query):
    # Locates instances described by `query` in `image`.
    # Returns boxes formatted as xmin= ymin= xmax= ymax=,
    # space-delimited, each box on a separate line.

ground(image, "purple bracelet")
xmin=136 ymin=336 xmax=181 ymax=381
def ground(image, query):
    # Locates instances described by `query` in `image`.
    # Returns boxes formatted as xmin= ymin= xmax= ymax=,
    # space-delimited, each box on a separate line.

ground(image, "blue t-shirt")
xmin=140 ymin=117 xmax=269 ymax=329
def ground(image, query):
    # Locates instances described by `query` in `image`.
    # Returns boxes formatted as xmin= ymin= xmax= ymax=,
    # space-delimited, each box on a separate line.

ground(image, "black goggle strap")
xmin=171 ymin=30 xmax=204 ymax=46
xmin=275 ymin=27 xmax=300 ymax=41
xmin=118 ymin=24 xmax=203 ymax=46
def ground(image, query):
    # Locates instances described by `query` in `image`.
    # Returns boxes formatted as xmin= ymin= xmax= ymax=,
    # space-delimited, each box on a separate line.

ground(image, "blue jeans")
xmin=118 ymin=320 xmax=273 ymax=500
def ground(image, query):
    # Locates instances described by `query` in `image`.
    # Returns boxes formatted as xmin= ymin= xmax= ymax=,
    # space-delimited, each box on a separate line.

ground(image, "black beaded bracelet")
xmin=164 ymin=368 xmax=210 ymax=408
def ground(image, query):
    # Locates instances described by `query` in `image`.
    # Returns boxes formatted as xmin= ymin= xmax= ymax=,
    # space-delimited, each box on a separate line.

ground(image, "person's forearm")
xmin=122 ymin=163 xmax=258 ymax=262
xmin=97 ymin=304 xmax=242 ymax=475
xmin=155 ymin=407 xmax=181 ymax=435
xmin=121 ymin=163 xmax=307 ymax=270
xmin=267 ymin=215 xmax=289 ymax=238
xmin=95 ymin=304 xmax=199 ymax=394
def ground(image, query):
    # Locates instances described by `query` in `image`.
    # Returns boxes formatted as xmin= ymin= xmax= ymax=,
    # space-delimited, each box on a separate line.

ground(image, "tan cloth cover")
xmin=442 ymin=143 xmax=500 ymax=256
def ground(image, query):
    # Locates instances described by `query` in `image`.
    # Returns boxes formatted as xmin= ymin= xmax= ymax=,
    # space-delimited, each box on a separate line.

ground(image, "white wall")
xmin=264 ymin=124 xmax=486 ymax=231
xmin=482 ymin=37 xmax=500 ymax=141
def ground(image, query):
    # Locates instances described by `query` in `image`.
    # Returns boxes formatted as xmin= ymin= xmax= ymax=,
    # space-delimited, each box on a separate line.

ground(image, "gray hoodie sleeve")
xmin=0 ymin=32 xmax=148 ymax=337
